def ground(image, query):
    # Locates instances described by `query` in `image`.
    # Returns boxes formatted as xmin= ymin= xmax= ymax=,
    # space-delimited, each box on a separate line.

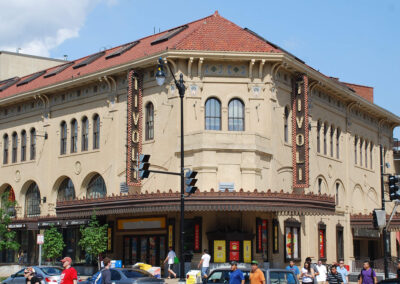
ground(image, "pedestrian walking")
xmin=24 ymin=267 xmax=40 ymax=284
xmin=18 ymin=250 xmax=24 ymax=265
xmin=301 ymin=262 xmax=315 ymax=284
xmin=101 ymin=257 xmax=112 ymax=284
xmin=285 ymin=260 xmax=300 ymax=284
xmin=198 ymin=249 xmax=211 ymax=280
xmin=358 ymin=261 xmax=377 ymax=284
xmin=163 ymin=247 xmax=177 ymax=279
xmin=336 ymin=260 xmax=348 ymax=284
xmin=229 ymin=261 xmax=245 ymax=284
xmin=249 ymin=260 xmax=265 ymax=284
xmin=306 ymin=257 xmax=319 ymax=284
xmin=60 ymin=257 xmax=78 ymax=284
xmin=326 ymin=265 xmax=343 ymax=284
xmin=316 ymin=260 xmax=327 ymax=284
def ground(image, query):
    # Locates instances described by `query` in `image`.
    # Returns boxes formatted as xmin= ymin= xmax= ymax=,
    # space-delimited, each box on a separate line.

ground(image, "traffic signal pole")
xmin=380 ymin=144 xmax=389 ymax=279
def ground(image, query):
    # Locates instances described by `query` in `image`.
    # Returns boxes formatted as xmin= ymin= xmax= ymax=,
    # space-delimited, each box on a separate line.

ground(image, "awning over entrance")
xmin=56 ymin=189 xmax=336 ymax=218
xmin=351 ymin=213 xmax=400 ymax=231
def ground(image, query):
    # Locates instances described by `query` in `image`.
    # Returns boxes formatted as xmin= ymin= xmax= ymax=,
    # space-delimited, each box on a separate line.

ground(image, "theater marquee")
xmin=127 ymin=70 xmax=143 ymax=186
xmin=292 ymin=74 xmax=309 ymax=188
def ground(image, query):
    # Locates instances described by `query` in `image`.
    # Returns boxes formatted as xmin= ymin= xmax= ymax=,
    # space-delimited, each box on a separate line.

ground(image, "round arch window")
xmin=87 ymin=174 xmax=106 ymax=199
xmin=57 ymin=178 xmax=76 ymax=202
xmin=25 ymin=182 xmax=41 ymax=217
xmin=1 ymin=185 xmax=16 ymax=217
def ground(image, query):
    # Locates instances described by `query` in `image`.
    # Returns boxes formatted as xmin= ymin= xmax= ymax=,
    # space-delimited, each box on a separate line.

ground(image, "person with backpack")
xmin=326 ymin=265 xmax=343 ymax=284
xmin=358 ymin=261 xmax=377 ymax=284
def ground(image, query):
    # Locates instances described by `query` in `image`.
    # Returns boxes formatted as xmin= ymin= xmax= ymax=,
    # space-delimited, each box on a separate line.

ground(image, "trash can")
xmin=186 ymin=270 xmax=202 ymax=284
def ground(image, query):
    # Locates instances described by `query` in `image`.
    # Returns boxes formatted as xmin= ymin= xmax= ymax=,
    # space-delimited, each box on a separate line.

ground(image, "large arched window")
xmin=336 ymin=128 xmax=341 ymax=159
xmin=228 ymin=99 xmax=244 ymax=131
xmin=25 ymin=182 xmax=40 ymax=217
xmin=93 ymin=114 xmax=100 ymax=149
xmin=30 ymin=128 xmax=36 ymax=160
xmin=57 ymin=178 xmax=76 ymax=202
xmin=81 ymin=117 xmax=89 ymax=151
xmin=21 ymin=130 xmax=27 ymax=162
xmin=70 ymin=119 xmax=78 ymax=153
xmin=60 ymin=121 xmax=67 ymax=155
xmin=284 ymin=106 xmax=289 ymax=143
xmin=205 ymin=98 xmax=221 ymax=130
xmin=3 ymin=134 xmax=9 ymax=164
xmin=145 ymin=103 xmax=154 ymax=140
xmin=87 ymin=174 xmax=106 ymax=199
xmin=12 ymin=132 xmax=18 ymax=163
xmin=1 ymin=185 xmax=16 ymax=217
xmin=317 ymin=121 xmax=321 ymax=153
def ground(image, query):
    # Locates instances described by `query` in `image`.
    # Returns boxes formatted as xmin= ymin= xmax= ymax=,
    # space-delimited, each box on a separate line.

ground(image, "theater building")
xmin=1 ymin=12 xmax=400 ymax=270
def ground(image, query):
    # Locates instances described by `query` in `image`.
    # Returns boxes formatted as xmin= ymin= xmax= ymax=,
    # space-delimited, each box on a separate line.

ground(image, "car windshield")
xmin=121 ymin=270 xmax=152 ymax=278
xmin=40 ymin=267 xmax=63 ymax=276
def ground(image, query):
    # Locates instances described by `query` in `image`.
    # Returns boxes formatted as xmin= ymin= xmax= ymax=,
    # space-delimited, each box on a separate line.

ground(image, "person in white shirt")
xmin=163 ymin=247 xmax=177 ymax=279
xmin=316 ymin=260 xmax=327 ymax=284
xmin=198 ymin=249 xmax=211 ymax=279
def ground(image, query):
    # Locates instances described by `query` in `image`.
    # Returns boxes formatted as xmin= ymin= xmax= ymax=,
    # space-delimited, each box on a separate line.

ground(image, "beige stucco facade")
xmin=0 ymin=51 xmax=65 ymax=81
xmin=0 ymin=49 xmax=399 ymax=270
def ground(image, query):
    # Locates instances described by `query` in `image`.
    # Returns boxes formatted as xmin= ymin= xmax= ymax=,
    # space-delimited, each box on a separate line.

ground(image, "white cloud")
xmin=0 ymin=0 xmax=107 ymax=57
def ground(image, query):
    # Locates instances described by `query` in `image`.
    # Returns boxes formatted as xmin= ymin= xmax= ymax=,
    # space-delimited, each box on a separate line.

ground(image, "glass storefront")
xmin=123 ymin=235 xmax=166 ymax=266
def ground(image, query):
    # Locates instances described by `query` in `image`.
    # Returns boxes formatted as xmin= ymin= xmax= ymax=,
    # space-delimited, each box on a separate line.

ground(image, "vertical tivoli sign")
xmin=127 ymin=70 xmax=143 ymax=186
xmin=292 ymin=74 xmax=309 ymax=189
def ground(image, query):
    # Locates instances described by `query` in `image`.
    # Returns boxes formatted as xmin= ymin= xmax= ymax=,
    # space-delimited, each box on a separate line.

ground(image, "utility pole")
xmin=380 ymin=144 xmax=389 ymax=279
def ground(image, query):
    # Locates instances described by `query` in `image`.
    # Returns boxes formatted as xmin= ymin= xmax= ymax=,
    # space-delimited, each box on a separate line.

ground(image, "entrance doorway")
xmin=123 ymin=235 xmax=166 ymax=266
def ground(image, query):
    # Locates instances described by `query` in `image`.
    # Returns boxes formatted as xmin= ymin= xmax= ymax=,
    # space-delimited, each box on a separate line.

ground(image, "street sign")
xmin=37 ymin=234 xmax=44 ymax=245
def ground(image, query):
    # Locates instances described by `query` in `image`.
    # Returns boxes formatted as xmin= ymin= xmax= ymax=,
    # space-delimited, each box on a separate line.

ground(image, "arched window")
xmin=336 ymin=182 xmax=340 ymax=206
xmin=25 ymin=182 xmax=40 ymax=217
xmin=205 ymin=98 xmax=221 ymax=130
xmin=323 ymin=123 xmax=328 ymax=155
xmin=93 ymin=114 xmax=100 ymax=149
xmin=60 ymin=121 xmax=67 ymax=155
xmin=365 ymin=141 xmax=368 ymax=168
xmin=70 ymin=119 xmax=78 ymax=153
xmin=21 ymin=130 xmax=26 ymax=162
xmin=317 ymin=121 xmax=321 ymax=153
xmin=87 ymin=174 xmax=106 ymax=199
xmin=30 ymin=128 xmax=36 ymax=160
xmin=336 ymin=128 xmax=341 ymax=159
xmin=354 ymin=136 xmax=358 ymax=164
xmin=284 ymin=106 xmax=289 ymax=143
xmin=1 ymin=185 xmax=15 ymax=217
xmin=330 ymin=126 xmax=334 ymax=157
xmin=360 ymin=139 xmax=363 ymax=166
xmin=57 ymin=178 xmax=76 ymax=202
xmin=228 ymin=99 xmax=244 ymax=131
xmin=3 ymin=134 xmax=9 ymax=164
xmin=145 ymin=103 xmax=154 ymax=140
xmin=81 ymin=117 xmax=89 ymax=151
xmin=12 ymin=132 xmax=18 ymax=163
xmin=370 ymin=143 xmax=373 ymax=169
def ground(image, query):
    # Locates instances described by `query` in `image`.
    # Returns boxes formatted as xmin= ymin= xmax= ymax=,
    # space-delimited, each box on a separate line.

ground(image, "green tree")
xmin=79 ymin=213 xmax=108 ymax=269
xmin=43 ymin=226 xmax=65 ymax=263
xmin=0 ymin=192 xmax=20 ymax=253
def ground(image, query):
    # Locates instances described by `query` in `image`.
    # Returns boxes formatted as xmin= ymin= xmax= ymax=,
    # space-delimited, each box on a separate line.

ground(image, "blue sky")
xmin=1 ymin=0 xmax=399 ymax=136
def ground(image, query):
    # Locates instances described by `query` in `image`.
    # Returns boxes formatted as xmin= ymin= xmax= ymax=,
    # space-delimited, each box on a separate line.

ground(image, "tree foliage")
xmin=0 ymin=192 xmax=19 ymax=251
xmin=79 ymin=213 xmax=108 ymax=267
xmin=43 ymin=226 xmax=65 ymax=262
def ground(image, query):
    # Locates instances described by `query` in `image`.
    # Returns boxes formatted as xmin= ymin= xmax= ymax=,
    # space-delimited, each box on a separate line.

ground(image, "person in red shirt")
xmin=60 ymin=257 xmax=78 ymax=284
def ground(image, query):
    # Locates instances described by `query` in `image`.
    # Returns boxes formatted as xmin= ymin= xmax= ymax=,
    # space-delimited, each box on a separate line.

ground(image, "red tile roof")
xmin=342 ymin=82 xmax=374 ymax=103
xmin=0 ymin=11 xmax=281 ymax=101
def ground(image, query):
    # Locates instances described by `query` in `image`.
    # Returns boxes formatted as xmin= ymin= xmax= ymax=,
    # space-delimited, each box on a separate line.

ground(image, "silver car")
xmin=2 ymin=266 xmax=63 ymax=284
xmin=82 ymin=268 xmax=164 ymax=284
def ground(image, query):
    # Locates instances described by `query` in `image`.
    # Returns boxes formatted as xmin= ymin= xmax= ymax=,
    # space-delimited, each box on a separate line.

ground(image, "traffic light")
xmin=372 ymin=209 xmax=386 ymax=229
xmin=388 ymin=175 xmax=400 ymax=201
xmin=185 ymin=170 xmax=198 ymax=194
xmin=139 ymin=154 xmax=151 ymax=179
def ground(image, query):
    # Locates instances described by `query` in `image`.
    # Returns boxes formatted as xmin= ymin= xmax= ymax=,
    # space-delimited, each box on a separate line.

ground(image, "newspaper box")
xmin=186 ymin=270 xmax=201 ymax=284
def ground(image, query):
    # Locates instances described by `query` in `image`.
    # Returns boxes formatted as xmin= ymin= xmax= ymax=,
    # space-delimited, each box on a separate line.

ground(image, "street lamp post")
xmin=156 ymin=58 xmax=186 ymax=282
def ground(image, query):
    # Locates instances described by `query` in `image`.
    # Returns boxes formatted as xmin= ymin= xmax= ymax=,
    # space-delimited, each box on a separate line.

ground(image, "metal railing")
xmin=352 ymin=258 xmax=398 ymax=274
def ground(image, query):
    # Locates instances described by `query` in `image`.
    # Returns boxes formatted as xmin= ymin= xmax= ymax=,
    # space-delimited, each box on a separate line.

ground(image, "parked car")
xmin=2 ymin=266 xmax=63 ymax=284
xmin=206 ymin=267 xmax=299 ymax=284
xmin=81 ymin=268 xmax=164 ymax=284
